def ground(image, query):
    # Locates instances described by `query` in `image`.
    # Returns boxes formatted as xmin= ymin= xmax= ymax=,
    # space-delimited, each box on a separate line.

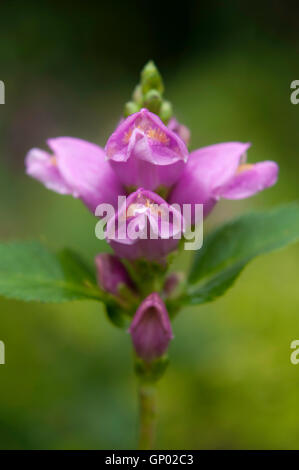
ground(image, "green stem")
xmin=138 ymin=382 xmax=157 ymax=450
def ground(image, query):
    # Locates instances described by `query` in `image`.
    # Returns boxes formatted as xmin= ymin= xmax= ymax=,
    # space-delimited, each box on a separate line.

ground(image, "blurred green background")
xmin=0 ymin=0 xmax=298 ymax=449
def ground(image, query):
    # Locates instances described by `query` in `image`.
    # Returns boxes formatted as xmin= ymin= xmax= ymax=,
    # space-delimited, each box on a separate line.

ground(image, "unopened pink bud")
xmin=168 ymin=118 xmax=190 ymax=146
xmin=129 ymin=293 xmax=173 ymax=362
xmin=95 ymin=253 xmax=133 ymax=295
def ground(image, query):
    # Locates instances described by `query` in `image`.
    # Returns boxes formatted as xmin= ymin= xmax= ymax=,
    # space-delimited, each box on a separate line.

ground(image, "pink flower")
xmin=105 ymin=108 xmax=188 ymax=191
xmin=169 ymin=142 xmax=279 ymax=221
xmin=95 ymin=253 xmax=134 ymax=295
xmin=129 ymin=293 xmax=173 ymax=362
xmin=25 ymin=137 xmax=124 ymax=213
xmin=25 ymin=116 xmax=278 ymax=264
xmin=106 ymin=188 xmax=183 ymax=261
xmin=168 ymin=117 xmax=190 ymax=146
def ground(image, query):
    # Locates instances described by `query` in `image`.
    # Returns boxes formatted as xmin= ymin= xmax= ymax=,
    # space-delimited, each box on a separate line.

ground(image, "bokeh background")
xmin=0 ymin=0 xmax=298 ymax=449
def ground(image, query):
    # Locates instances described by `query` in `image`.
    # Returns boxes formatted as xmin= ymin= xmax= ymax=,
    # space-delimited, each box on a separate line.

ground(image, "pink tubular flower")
xmin=105 ymin=108 xmax=188 ymax=191
xmin=169 ymin=142 xmax=279 ymax=220
xmin=168 ymin=117 xmax=191 ymax=146
xmin=95 ymin=253 xmax=134 ymax=295
xmin=106 ymin=188 xmax=183 ymax=261
xmin=129 ymin=293 xmax=173 ymax=362
xmin=25 ymin=137 xmax=124 ymax=213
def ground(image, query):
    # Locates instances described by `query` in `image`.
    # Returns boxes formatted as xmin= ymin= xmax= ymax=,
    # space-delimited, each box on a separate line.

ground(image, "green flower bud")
xmin=143 ymin=89 xmax=162 ymax=115
xmin=124 ymin=101 xmax=139 ymax=117
xmin=141 ymin=60 xmax=164 ymax=95
xmin=132 ymin=85 xmax=143 ymax=105
xmin=160 ymin=100 xmax=173 ymax=124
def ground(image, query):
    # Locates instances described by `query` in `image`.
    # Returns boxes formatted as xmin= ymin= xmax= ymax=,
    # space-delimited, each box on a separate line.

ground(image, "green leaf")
xmin=0 ymin=241 xmax=104 ymax=303
xmin=105 ymin=302 xmax=131 ymax=329
xmin=58 ymin=248 xmax=97 ymax=285
xmin=186 ymin=204 xmax=299 ymax=305
xmin=185 ymin=263 xmax=244 ymax=305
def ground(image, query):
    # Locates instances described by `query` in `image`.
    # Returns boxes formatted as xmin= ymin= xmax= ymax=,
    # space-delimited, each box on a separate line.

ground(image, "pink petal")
xmin=25 ymin=148 xmax=72 ymax=195
xmin=48 ymin=137 xmax=124 ymax=212
xmin=106 ymin=188 xmax=182 ymax=261
xmin=105 ymin=109 xmax=188 ymax=190
xmin=221 ymin=161 xmax=279 ymax=199
xmin=189 ymin=142 xmax=251 ymax=193
xmin=169 ymin=142 xmax=251 ymax=222
xmin=168 ymin=117 xmax=191 ymax=146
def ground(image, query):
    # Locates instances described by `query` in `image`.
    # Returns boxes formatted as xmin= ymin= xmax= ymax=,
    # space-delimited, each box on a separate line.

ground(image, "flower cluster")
xmin=25 ymin=62 xmax=278 ymax=366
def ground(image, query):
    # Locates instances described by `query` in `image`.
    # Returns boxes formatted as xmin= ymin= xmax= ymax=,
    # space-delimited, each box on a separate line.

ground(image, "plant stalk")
xmin=138 ymin=382 xmax=157 ymax=449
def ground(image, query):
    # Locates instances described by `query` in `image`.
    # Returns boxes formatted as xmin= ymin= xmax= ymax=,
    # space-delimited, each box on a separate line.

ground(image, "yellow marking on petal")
xmin=126 ymin=203 xmax=143 ymax=218
xmin=145 ymin=199 xmax=166 ymax=218
xmin=123 ymin=128 xmax=133 ymax=144
xmin=146 ymin=128 xmax=169 ymax=144
xmin=122 ymin=117 xmax=169 ymax=145
xmin=126 ymin=197 xmax=165 ymax=219
xmin=136 ymin=120 xmax=148 ymax=131
xmin=50 ymin=156 xmax=57 ymax=166
xmin=106 ymin=143 xmax=118 ymax=158
xmin=106 ymin=147 xmax=113 ymax=158
xmin=236 ymin=163 xmax=253 ymax=174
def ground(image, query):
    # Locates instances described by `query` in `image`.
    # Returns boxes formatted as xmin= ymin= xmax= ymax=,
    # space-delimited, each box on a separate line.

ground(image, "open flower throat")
xmin=126 ymin=193 xmax=166 ymax=219
xmin=122 ymin=114 xmax=170 ymax=146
